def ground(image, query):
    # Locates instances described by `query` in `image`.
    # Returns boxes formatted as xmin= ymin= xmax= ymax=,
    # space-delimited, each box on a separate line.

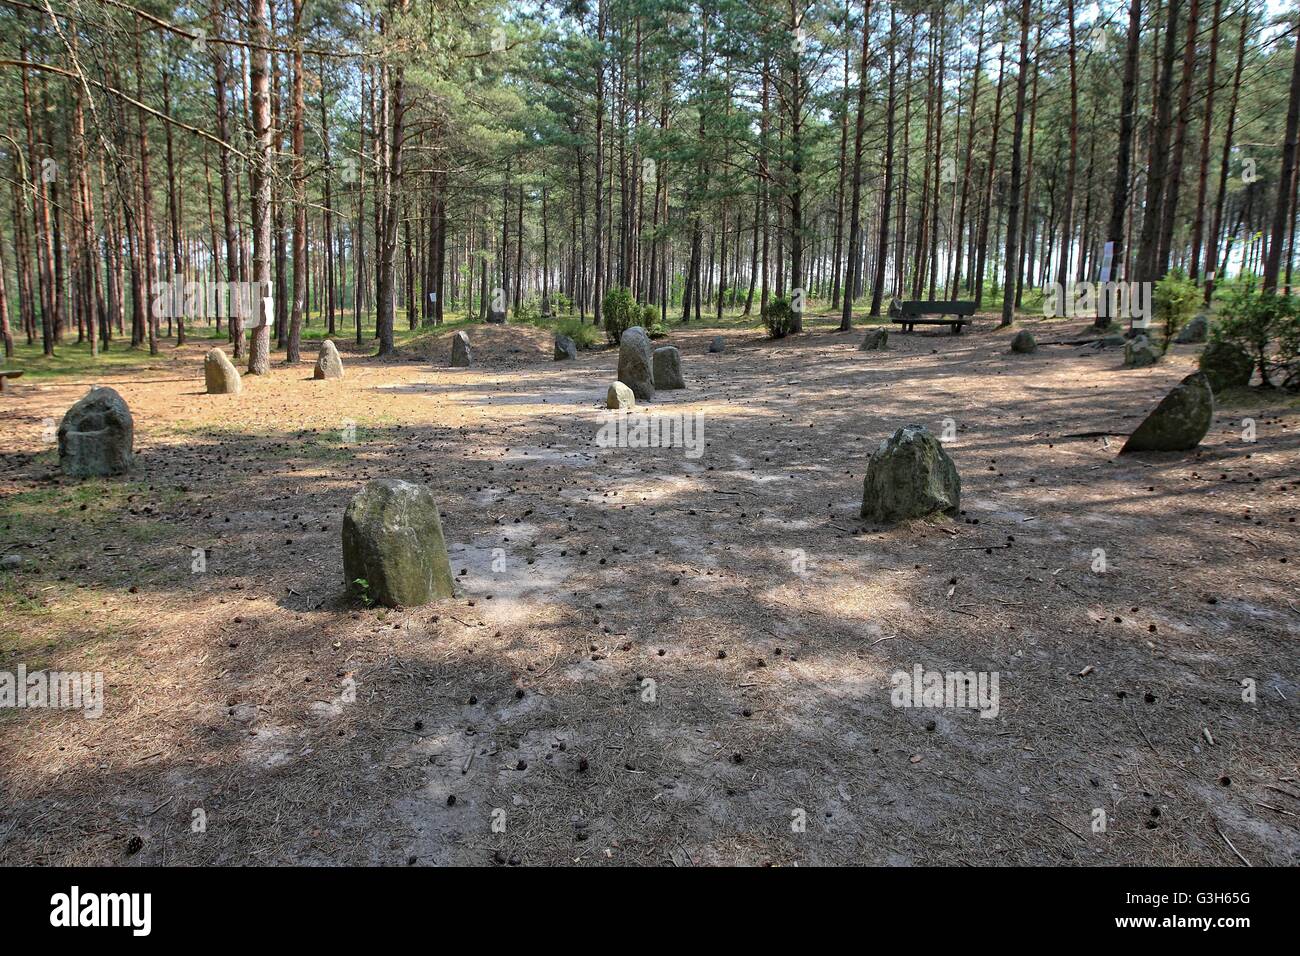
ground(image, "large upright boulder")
xmin=653 ymin=346 xmax=685 ymax=389
xmin=314 ymin=339 xmax=344 ymax=380
xmin=859 ymin=328 xmax=889 ymax=351
xmin=1010 ymin=330 xmax=1037 ymax=353
xmin=1121 ymin=372 xmax=1214 ymax=454
xmin=860 ymin=425 xmax=961 ymax=524
xmin=1198 ymin=339 xmax=1253 ymax=392
xmin=450 ymin=331 xmax=472 ymax=368
xmin=204 ymin=347 xmax=242 ymax=395
xmin=554 ymin=334 xmax=577 ymax=361
xmin=617 ymin=326 xmax=655 ymax=401
xmin=486 ymin=308 xmax=507 ymax=324
xmin=1175 ymin=313 xmax=1209 ymax=344
xmin=58 ymin=386 xmax=134 ymax=478
xmin=342 ymin=479 xmax=454 ymax=608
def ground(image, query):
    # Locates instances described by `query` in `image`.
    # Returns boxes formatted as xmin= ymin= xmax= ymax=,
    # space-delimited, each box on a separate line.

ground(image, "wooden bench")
xmin=890 ymin=300 xmax=976 ymax=334
xmin=0 ymin=370 xmax=23 ymax=393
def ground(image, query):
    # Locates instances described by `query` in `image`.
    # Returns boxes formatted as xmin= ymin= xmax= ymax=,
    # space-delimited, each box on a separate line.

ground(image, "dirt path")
xmin=1 ymin=316 xmax=1297 ymax=866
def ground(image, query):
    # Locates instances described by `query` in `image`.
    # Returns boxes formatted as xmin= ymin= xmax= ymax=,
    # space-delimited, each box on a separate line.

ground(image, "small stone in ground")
xmin=607 ymin=381 xmax=635 ymax=409
xmin=58 ymin=386 xmax=134 ymax=478
xmin=1010 ymin=330 xmax=1037 ymax=353
xmin=652 ymin=346 xmax=685 ymax=389
xmin=204 ymin=347 xmax=242 ymax=394
xmin=450 ymin=331 xmax=472 ymax=368
xmin=708 ymin=336 xmax=725 ymax=353
xmin=859 ymin=328 xmax=889 ymax=351
xmin=342 ymin=478 xmax=454 ymax=608
xmin=1174 ymin=313 xmax=1209 ymax=344
xmin=554 ymin=334 xmax=577 ymax=361
xmin=1123 ymin=338 xmax=1159 ymax=368
xmin=860 ymin=425 xmax=961 ymax=523
xmin=314 ymin=339 xmax=344 ymax=379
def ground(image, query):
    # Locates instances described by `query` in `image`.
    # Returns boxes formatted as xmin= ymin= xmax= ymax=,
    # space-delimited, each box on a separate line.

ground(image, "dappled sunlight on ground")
xmin=0 ymin=314 xmax=1297 ymax=865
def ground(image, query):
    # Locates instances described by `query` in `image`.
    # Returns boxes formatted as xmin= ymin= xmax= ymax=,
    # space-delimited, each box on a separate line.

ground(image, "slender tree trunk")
xmin=841 ymin=0 xmax=873 ymax=330
xmin=247 ymin=0 xmax=274 ymax=374
xmin=1097 ymin=0 xmax=1143 ymax=327
xmin=1264 ymin=8 xmax=1300 ymax=293
xmin=1000 ymin=0 xmax=1031 ymax=327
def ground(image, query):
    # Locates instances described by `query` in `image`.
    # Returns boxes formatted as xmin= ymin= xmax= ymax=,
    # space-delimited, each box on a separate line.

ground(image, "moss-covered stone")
xmin=58 ymin=386 xmax=134 ymax=478
xmin=617 ymin=326 xmax=655 ymax=400
xmin=1010 ymin=330 xmax=1037 ymax=353
xmin=652 ymin=346 xmax=685 ymax=389
xmin=861 ymin=425 xmax=961 ymax=523
xmin=1174 ymin=313 xmax=1209 ymax=344
xmin=554 ymin=334 xmax=577 ymax=361
xmin=1198 ymin=339 xmax=1253 ymax=392
xmin=859 ymin=328 xmax=889 ymax=351
xmin=1124 ymin=338 xmax=1159 ymax=367
xmin=1121 ymin=372 xmax=1214 ymax=453
xmin=342 ymin=479 xmax=454 ymax=608
xmin=450 ymin=331 xmax=472 ymax=368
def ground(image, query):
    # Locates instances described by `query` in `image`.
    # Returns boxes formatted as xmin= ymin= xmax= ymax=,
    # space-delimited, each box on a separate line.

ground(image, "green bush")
xmin=513 ymin=297 xmax=544 ymax=325
xmin=1212 ymin=281 xmax=1300 ymax=387
xmin=1153 ymin=269 xmax=1199 ymax=354
xmin=763 ymin=295 xmax=795 ymax=339
xmin=550 ymin=291 xmax=573 ymax=316
xmin=602 ymin=286 xmax=638 ymax=344
xmin=555 ymin=317 xmax=600 ymax=350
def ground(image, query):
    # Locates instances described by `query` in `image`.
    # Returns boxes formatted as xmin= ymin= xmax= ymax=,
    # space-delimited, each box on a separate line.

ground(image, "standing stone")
xmin=554 ymin=334 xmax=577 ymax=361
xmin=58 ymin=386 xmax=134 ymax=478
xmin=708 ymin=336 xmax=726 ymax=353
xmin=1121 ymin=372 xmax=1215 ymax=453
xmin=1198 ymin=339 xmax=1254 ymax=392
xmin=1010 ymin=330 xmax=1037 ymax=353
xmin=342 ymin=479 xmax=454 ymax=608
xmin=486 ymin=308 xmax=507 ymax=324
xmin=314 ymin=339 xmax=344 ymax=379
xmin=652 ymin=346 xmax=685 ymax=389
xmin=859 ymin=328 xmax=889 ymax=351
xmin=607 ymin=381 xmax=635 ymax=409
xmin=617 ymin=326 xmax=655 ymax=400
xmin=450 ymin=331 xmax=472 ymax=367
xmin=860 ymin=425 xmax=961 ymax=524
xmin=204 ymin=347 xmax=242 ymax=395
xmin=1123 ymin=338 xmax=1159 ymax=368
xmin=1174 ymin=313 xmax=1209 ymax=344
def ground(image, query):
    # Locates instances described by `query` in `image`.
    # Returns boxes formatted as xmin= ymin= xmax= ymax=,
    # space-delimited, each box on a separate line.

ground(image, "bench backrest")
xmin=898 ymin=300 xmax=976 ymax=317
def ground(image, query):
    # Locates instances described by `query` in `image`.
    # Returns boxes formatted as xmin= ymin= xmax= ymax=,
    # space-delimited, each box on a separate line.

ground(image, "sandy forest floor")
xmin=0 ymin=313 xmax=1297 ymax=866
